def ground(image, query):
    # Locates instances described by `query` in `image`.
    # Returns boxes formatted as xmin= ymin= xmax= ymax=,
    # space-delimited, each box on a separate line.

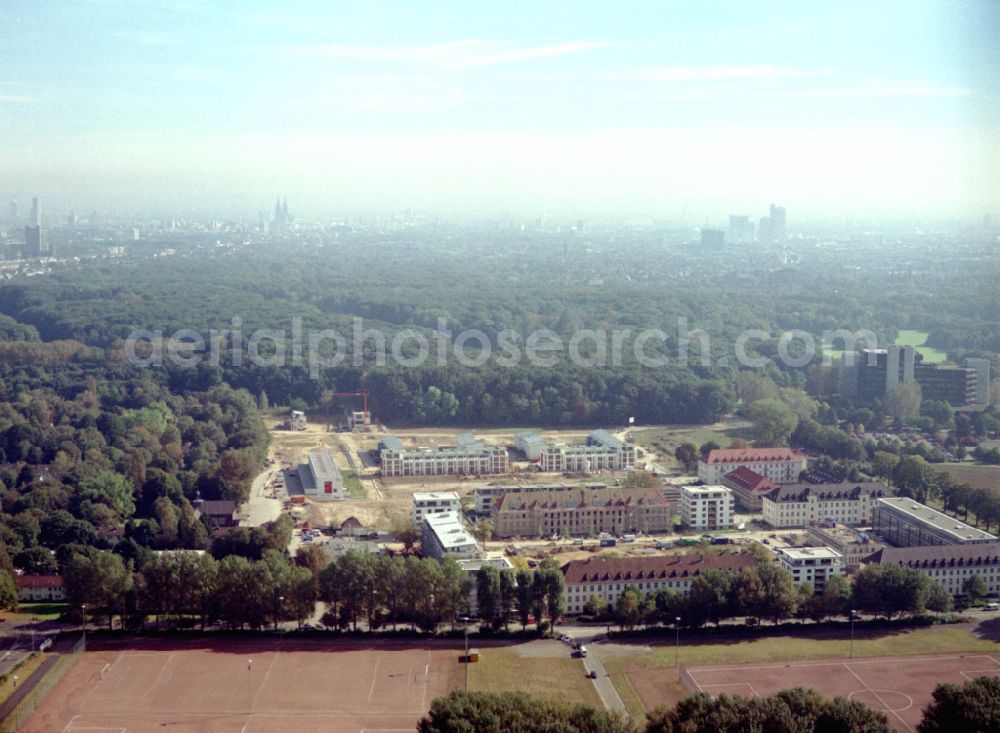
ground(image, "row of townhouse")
xmin=379 ymin=435 xmax=509 ymax=477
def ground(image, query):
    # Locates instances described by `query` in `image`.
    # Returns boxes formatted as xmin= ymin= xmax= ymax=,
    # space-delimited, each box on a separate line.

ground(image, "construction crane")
xmin=328 ymin=390 xmax=372 ymax=432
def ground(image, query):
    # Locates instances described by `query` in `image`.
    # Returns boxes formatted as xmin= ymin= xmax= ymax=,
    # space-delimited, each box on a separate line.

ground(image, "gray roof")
xmin=866 ymin=542 xmax=1000 ymax=566
xmin=875 ymin=497 xmax=997 ymax=542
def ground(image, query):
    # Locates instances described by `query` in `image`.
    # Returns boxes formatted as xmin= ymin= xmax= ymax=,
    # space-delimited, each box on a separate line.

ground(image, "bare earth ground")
xmin=24 ymin=638 xmax=464 ymax=733
xmin=680 ymin=653 xmax=1000 ymax=733
xmin=264 ymin=417 xmax=673 ymax=532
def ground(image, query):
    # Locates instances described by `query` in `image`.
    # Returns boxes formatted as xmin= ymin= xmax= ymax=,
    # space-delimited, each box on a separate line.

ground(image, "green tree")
xmin=476 ymin=565 xmax=501 ymax=628
xmin=614 ymin=586 xmax=644 ymax=630
xmin=925 ymin=582 xmax=953 ymax=614
xmin=392 ymin=518 xmax=421 ymax=552
xmin=918 ymin=676 xmax=1000 ymax=733
xmin=747 ymin=398 xmax=799 ymax=446
xmin=515 ymin=569 xmax=535 ymax=628
xmin=884 ymin=381 xmax=922 ymax=423
xmin=0 ymin=571 xmax=17 ymax=612
xmin=674 ymin=443 xmax=699 ymax=472
xmin=962 ymin=574 xmax=988 ymax=607
xmin=687 ymin=570 xmax=732 ymax=627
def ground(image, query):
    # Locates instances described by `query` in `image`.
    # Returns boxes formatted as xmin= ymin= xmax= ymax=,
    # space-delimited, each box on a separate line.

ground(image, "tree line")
xmin=419 ymin=675 xmax=1000 ymax=733
xmin=591 ymin=560 xmax=952 ymax=632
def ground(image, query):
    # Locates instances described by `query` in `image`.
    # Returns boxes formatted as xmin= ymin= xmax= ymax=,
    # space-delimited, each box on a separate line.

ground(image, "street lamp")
xmin=850 ymin=609 xmax=857 ymax=659
xmin=675 ymin=617 xmax=681 ymax=668
xmin=247 ymin=658 xmax=253 ymax=713
xmin=81 ymin=604 xmax=87 ymax=652
xmin=276 ymin=595 xmax=284 ymax=632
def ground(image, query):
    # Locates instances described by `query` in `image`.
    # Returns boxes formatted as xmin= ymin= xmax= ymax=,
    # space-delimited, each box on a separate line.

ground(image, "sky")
xmin=1 ymin=0 xmax=998 ymax=221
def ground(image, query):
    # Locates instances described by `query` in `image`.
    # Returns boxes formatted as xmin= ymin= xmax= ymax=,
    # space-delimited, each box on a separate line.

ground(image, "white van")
xmin=984 ymin=602 xmax=999 ymax=611
xmin=578 ymin=645 xmax=588 ymax=658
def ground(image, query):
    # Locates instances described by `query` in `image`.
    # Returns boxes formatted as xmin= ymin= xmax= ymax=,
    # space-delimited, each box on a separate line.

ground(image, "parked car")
xmin=588 ymin=670 xmax=598 ymax=679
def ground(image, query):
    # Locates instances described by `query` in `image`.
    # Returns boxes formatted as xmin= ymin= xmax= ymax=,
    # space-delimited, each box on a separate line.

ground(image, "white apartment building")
xmin=680 ymin=485 xmax=734 ymax=531
xmin=761 ymin=483 xmax=892 ymax=528
xmin=776 ymin=547 xmax=844 ymax=594
xmin=421 ymin=511 xmax=482 ymax=560
xmin=411 ymin=491 xmax=462 ymax=525
xmin=539 ymin=430 xmax=636 ymax=472
xmin=865 ymin=543 xmax=1000 ymax=597
xmin=698 ymin=448 xmax=807 ymax=485
xmin=380 ymin=435 xmax=509 ymax=477
xmin=562 ymin=553 xmax=756 ymax=615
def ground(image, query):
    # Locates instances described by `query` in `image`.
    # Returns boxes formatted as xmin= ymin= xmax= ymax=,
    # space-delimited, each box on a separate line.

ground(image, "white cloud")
xmin=603 ymin=64 xmax=826 ymax=83
xmin=290 ymin=39 xmax=606 ymax=69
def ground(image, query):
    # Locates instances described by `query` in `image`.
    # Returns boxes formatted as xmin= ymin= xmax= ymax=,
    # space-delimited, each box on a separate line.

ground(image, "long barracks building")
xmin=562 ymin=553 xmax=757 ymax=615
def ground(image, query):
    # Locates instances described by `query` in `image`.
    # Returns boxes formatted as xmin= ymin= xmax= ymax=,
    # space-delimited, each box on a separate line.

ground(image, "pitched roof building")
xmin=562 ymin=553 xmax=757 ymax=614
xmin=493 ymin=485 xmax=670 ymax=539
xmin=761 ymin=482 xmax=891 ymax=528
xmin=721 ymin=466 xmax=775 ymax=511
xmin=865 ymin=543 xmax=1000 ymax=596
xmin=698 ymin=447 xmax=806 ymax=485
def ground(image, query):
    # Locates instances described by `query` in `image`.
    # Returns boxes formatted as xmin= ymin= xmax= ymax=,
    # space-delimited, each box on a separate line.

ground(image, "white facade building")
xmin=380 ymin=435 xmax=509 ymax=477
xmin=412 ymin=491 xmax=461 ymax=525
xmin=300 ymin=450 xmax=347 ymax=501
xmin=562 ymin=554 xmax=756 ymax=615
xmin=865 ymin=543 xmax=1000 ymax=597
xmin=680 ymin=485 xmax=734 ymax=531
xmin=761 ymin=483 xmax=892 ymax=528
xmin=776 ymin=547 xmax=844 ymax=594
xmin=539 ymin=430 xmax=636 ymax=472
xmin=698 ymin=448 xmax=807 ymax=485
xmin=421 ymin=511 xmax=482 ymax=560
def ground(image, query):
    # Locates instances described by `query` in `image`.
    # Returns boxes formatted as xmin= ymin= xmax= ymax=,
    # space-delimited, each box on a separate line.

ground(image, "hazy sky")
xmin=2 ymin=1 xmax=998 ymax=220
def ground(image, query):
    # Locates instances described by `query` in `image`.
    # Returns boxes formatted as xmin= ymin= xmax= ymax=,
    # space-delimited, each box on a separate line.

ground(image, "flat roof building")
xmin=776 ymin=547 xmax=844 ymax=594
xmin=680 ymin=485 xmax=735 ymax=531
xmin=421 ymin=511 xmax=482 ymax=560
xmin=380 ymin=434 xmax=509 ymax=477
xmin=539 ymin=430 xmax=636 ymax=473
xmin=300 ymin=450 xmax=347 ymax=501
xmin=873 ymin=497 xmax=997 ymax=547
xmin=805 ymin=524 xmax=884 ymax=569
xmin=412 ymin=491 xmax=461 ymax=524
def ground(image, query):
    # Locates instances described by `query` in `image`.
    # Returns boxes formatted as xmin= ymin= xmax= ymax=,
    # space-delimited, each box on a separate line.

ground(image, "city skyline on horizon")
xmin=2 ymin=1 xmax=998 ymax=220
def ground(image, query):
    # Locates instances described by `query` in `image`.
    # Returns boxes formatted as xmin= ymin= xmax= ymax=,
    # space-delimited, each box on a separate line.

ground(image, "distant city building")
xmin=30 ymin=196 xmax=41 ymax=227
xmin=299 ymin=450 xmax=346 ymax=501
xmin=538 ymin=429 xmax=636 ymax=472
xmin=761 ymin=482 xmax=892 ymax=528
xmin=776 ymin=547 xmax=843 ymax=594
xmin=421 ymin=511 xmax=482 ymax=560
xmin=474 ymin=483 xmax=607 ymax=516
xmin=769 ymin=203 xmax=786 ymax=241
xmin=721 ymin=466 xmax=775 ymax=511
xmin=24 ymin=225 xmax=49 ymax=257
xmin=805 ymin=523 xmax=884 ymax=568
xmin=411 ymin=491 xmax=461 ymax=524
xmin=864 ymin=543 xmax=1000 ymax=597
xmin=562 ymin=553 xmax=757 ymax=615
xmin=680 ymin=485 xmax=734 ymax=531
xmin=698 ymin=448 xmax=807 ymax=485
xmin=272 ymin=196 xmax=292 ymax=228
xmin=727 ymin=215 xmax=755 ymax=244
xmin=873 ymin=497 xmax=997 ymax=547
xmin=700 ymin=228 xmax=725 ymax=248
xmin=379 ymin=434 xmax=509 ymax=477
xmin=492 ymin=485 xmax=670 ymax=539
xmin=840 ymin=346 xmax=988 ymax=407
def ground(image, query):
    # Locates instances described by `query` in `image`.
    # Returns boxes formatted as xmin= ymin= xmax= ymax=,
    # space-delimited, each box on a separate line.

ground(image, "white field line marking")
xmin=842 ymin=663 xmax=913 ymax=733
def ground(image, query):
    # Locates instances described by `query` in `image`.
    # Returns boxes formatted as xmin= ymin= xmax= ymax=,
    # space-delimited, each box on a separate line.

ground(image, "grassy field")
xmin=9 ymin=603 xmax=67 ymax=621
xmin=0 ymin=652 xmax=46 ymax=705
xmin=895 ymin=330 xmax=948 ymax=363
xmin=604 ymin=624 xmax=998 ymax=722
xmin=341 ymin=470 xmax=366 ymax=499
xmin=632 ymin=424 xmax=752 ymax=466
xmin=469 ymin=645 xmax=602 ymax=709
xmin=939 ymin=464 xmax=1000 ymax=492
